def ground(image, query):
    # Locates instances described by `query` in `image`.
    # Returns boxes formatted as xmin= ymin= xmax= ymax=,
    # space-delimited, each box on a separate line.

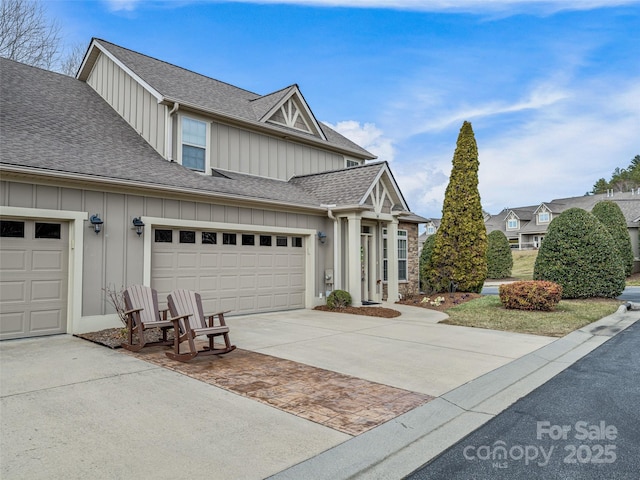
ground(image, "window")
xmin=346 ymin=159 xmax=359 ymax=167
xmin=242 ymin=234 xmax=255 ymax=246
xmin=382 ymin=229 xmax=408 ymax=281
xmin=223 ymin=233 xmax=236 ymax=245
xmin=202 ymin=232 xmax=217 ymax=244
xmin=397 ymin=231 xmax=408 ymax=281
xmin=276 ymin=236 xmax=287 ymax=247
xmin=538 ymin=212 xmax=550 ymax=223
xmin=182 ymin=117 xmax=207 ymax=172
xmin=507 ymin=218 xmax=518 ymax=229
xmin=155 ymin=229 xmax=173 ymax=243
xmin=292 ymin=237 xmax=303 ymax=247
xmin=0 ymin=220 xmax=24 ymax=238
xmin=427 ymin=225 xmax=435 ymax=234
xmin=179 ymin=231 xmax=196 ymax=243
xmin=35 ymin=222 xmax=61 ymax=239
xmin=259 ymin=235 xmax=272 ymax=246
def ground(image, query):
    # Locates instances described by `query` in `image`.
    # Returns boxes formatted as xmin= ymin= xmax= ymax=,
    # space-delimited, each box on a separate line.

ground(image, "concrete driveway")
xmin=0 ymin=303 xmax=591 ymax=479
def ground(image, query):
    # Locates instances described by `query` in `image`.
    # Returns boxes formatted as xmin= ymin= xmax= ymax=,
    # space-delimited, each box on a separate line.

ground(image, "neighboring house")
xmin=485 ymin=192 xmax=640 ymax=271
xmin=418 ymin=219 xmax=440 ymax=254
xmin=0 ymin=39 xmax=426 ymax=340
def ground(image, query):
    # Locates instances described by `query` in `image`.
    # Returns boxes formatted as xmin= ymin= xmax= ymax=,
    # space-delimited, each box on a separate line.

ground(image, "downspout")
xmin=167 ymin=102 xmax=180 ymax=161
xmin=322 ymin=204 xmax=338 ymax=290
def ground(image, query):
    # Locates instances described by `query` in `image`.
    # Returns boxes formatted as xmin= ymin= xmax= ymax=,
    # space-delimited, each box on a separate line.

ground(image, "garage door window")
xmin=180 ymin=231 xmax=196 ymax=243
xmin=35 ymin=223 xmax=61 ymax=239
xmin=202 ymin=232 xmax=217 ymax=244
xmin=242 ymin=234 xmax=255 ymax=246
xmin=292 ymin=237 xmax=303 ymax=247
xmin=276 ymin=236 xmax=287 ymax=247
xmin=0 ymin=220 xmax=24 ymax=237
xmin=223 ymin=233 xmax=236 ymax=245
xmin=260 ymin=235 xmax=272 ymax=246
xmin=155 ymin=230 xmax=173 ymax=242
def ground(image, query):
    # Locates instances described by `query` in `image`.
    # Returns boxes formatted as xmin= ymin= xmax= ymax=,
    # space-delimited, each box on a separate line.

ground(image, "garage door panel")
xmin=273 ymin=274 xmax=289 ymax=288
xmin=221 ymin=254 xmax=238 ymax=268
xmin=0 ymin=250 xmax=27 ymax=271
xmin=289 ymin=273 xmax=304 ymax=288
xmin=31 ymin=280 xmax=62 ymax=301
xmin=257 ymin=274 xmax=273 ymax=289
xmin=30 ymin=309 xmax=63 ymax=332
xmin=219 ymin=275 xmax=239 ymax=291
xmin=240 ymin=254 xmax=256 ymax=268
xmin=153 ymin=252 xmax=174 ymax=269
xmin=257 ymin=295 xmax=273 ymax=309
xmin=31 ymin=250 xmax=63 ymax=270
xmin=175 ymin=277 xmax=198 ymax=291
xmin=274 ymin=254 xmax=290 ymax=267
xmin=177 ymin=253 xmax=198 ymax=268
xmin=239 ymin=275 xmax=256 ymax=289
xmin=289 ymin=255 xmax=305 ymax=268
xmin=258 ymin=255 xmax=273 ymax=268
xmin=0 ymin=312 xmax=25 ymax=335
xmin=0 ymin=281 xmax=26 ymax=302
xmin=289 ymin=292 xmax=304 ymax=307
xmin=200 ymin=253 xmax=219 ymax=268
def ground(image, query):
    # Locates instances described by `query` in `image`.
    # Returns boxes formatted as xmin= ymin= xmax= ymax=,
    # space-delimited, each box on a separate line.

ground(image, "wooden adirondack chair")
xmin=122 ymin=285 xmax=174 ymax=352
xmin=166 ymin=289 xmax=236 ymax=362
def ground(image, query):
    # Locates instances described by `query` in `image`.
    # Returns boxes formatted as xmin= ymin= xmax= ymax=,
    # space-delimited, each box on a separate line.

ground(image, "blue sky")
xmin=48 ymin=0 xmax=640 ymax=219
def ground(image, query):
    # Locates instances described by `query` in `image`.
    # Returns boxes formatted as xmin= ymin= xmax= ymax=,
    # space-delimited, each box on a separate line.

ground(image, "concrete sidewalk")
xmin=1 ymin=303 xmax=637 ymax=479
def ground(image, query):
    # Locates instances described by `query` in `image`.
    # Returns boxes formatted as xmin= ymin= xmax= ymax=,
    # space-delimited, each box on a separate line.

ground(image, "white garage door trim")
xmin=0 ymin=206 xmax=86 ymax=338
xmin=140 ymin=216 xmax=316 ymax=310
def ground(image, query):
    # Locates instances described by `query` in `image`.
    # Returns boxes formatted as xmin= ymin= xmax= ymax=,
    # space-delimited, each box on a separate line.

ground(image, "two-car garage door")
xmin=151 ymin=227 xmax=305 ymax=315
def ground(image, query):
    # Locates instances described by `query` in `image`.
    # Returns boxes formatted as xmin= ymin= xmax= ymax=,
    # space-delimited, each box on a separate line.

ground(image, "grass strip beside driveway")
xmin=440 ymin=296 xmax=622 ymax=337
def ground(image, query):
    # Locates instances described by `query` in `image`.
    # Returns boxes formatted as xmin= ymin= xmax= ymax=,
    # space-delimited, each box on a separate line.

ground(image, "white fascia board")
xmin=89 ymin=40 xmax=164 ymax=103
xmin=359 ymin=163 xmax=410 ymax=211
xmin=260 ymin=86 xmax=327 ymax=141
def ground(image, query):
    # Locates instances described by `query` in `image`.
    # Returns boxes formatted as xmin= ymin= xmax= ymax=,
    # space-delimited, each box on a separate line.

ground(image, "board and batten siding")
xmin=86 ymin=53 xmax=166 ymax=157
xmin=210 ymin=120 xmax=345 ymax=180
xmin=1 ymin=180 xmax=329 ymax=318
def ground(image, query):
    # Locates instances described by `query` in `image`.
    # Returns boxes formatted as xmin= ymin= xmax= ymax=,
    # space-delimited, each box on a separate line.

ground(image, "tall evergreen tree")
xmin=424 ymin=121 xmax=487 ymax=293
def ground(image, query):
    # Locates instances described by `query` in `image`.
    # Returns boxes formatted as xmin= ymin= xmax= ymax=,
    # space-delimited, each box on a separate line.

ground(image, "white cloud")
xmin=102 ymin=0 xmax=640 ymax=14
xmin=323 ymin=120 xmax=396 ymax=162
xmin=103 ymin=0 xmax=142 ymax=11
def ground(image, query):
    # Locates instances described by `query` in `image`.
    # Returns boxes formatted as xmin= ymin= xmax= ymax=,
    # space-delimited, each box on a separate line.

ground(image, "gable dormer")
xmin=255 ymin=86 xmax=327 ymax=141
xmin=535 ymin=204 xmax=552 ymax=224
xmin=506 ymin=211 xmax=520 ymax=230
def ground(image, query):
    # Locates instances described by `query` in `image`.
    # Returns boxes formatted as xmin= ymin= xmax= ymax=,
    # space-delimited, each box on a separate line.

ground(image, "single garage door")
xmin=0 ymin=219 xmax=69 ymax=340
xmin=151 ymin=228 xmax=305 ymax=315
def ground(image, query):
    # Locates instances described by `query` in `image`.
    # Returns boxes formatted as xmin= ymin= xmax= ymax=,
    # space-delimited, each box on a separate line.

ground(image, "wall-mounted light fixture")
xmin=89 ymin=214 xmax=103 ymax=234
xmin=317 ymin=231 xmax=327 ymax=244
xmin=132 ymin=217 xmax=145 ymax=236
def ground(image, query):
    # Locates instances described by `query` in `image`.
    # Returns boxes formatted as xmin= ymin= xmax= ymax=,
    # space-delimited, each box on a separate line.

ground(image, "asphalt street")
xmin=405 ymin=319 xmax=640 ymax=479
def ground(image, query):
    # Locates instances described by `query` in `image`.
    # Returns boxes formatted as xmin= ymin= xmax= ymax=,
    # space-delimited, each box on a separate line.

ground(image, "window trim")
xmin=382 ymin=228 xmax=408 ymax=282
xmin=179 ymin=115 xmax=209 ymax=173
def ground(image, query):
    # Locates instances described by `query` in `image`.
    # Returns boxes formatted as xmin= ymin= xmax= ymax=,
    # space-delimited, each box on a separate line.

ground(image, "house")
xmin=0 ymin=38 xmax=426 ymax=340
xmin=485 ymin=192 xmax=640 ymax=271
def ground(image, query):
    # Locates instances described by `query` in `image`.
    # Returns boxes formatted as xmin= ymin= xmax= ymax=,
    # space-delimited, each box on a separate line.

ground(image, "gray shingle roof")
xmin=0 ymin=58 xmax=395 ymax=212
xmin=89 ymin=39 xmax=374 ymax=159
xmin=290 ymin=163 xmax=386 ymax=205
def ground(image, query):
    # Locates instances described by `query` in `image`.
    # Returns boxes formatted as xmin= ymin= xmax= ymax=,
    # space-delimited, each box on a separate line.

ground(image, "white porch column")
xmin=387 ymin=219 xmax=399 ymax=303
xmin=369 ymin=230 xmax=379 ymax=302
xmin=346 ymin=213 xmax=362 ymax=306
xmin=334 ymin=216 xmax=342 ymax=290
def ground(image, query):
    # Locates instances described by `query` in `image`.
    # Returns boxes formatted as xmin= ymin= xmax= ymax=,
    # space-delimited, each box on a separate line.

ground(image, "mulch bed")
xmin=397 ymin=291 xmax=483 ymax=312
xmin=74 ymin=327 xmax=171 ymax=349
xmin=313 ymin=305 xmax=401 ymax=318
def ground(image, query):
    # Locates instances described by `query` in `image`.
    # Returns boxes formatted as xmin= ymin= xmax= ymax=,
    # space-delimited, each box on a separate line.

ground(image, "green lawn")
xmin=440 ymin=295 xmax=622 ymax=337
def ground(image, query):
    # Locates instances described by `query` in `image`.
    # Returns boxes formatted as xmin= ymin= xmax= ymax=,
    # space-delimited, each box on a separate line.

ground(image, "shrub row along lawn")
xmin=439 ymin=295 xmax=622 ymax=337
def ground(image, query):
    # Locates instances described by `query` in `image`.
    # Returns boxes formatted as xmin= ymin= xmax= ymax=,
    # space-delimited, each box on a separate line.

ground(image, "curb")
xmin=268 ymin=305 xmax=639 ymax=480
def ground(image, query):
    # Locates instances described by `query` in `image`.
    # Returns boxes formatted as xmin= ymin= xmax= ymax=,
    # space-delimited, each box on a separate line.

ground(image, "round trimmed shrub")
xmin=533 ymin=208 xmax=625 ymax=299
xmin=326 ymin=290 xmax=352 ymax=308
xmin=591 ymin=200 xmax=634 ymax=277
xmin=487 ymin=230 xmax=513 ymax=279
xmin=499 ymin=280 xmax=562 ymax=311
